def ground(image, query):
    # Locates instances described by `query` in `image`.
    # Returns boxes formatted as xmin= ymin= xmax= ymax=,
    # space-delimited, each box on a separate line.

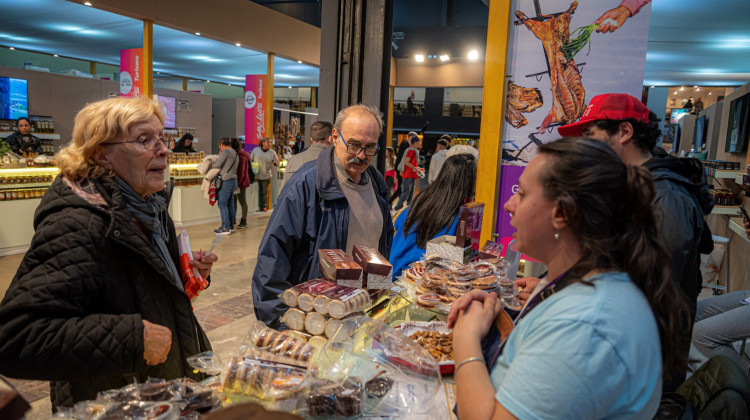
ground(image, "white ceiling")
xmin=0 ymin=0 xmax=320 ymax=86
xmin=0 ymin=0 xmax=748 ymax=88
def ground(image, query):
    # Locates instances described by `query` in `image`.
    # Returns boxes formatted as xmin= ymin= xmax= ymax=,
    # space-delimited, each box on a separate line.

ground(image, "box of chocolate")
xmin=352 ymin=245 xmax=393 ymax=290
xmin=455 ymin=202 xmax=484 ymax=249
xmin=318 ymin=249 xmax=364 ymax=288
xmin=478 ymin=240 xmax=505 ymax=260
xmin=426 ymin=235 xmax=477 ymax=265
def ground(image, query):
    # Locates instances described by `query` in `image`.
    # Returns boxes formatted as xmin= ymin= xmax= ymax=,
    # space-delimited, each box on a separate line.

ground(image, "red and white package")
xmin=177 ymin=230 xmax=209 ymax=300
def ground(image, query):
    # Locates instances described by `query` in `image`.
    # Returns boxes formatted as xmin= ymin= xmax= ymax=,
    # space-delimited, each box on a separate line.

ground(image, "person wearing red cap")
xmin=558 ymin=93 xmax=715 ymax=391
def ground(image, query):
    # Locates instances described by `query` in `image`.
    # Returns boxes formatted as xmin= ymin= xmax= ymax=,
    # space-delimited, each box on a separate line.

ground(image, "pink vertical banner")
xmin=119 ymin=48 xmax=143 ymax=97
xmin=244 ymin=75 xmax=267 ymax=152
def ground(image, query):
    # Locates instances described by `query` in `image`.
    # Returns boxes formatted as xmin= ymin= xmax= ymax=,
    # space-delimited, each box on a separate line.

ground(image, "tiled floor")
xmin=0 ymin=212 xmax=272 ymax=419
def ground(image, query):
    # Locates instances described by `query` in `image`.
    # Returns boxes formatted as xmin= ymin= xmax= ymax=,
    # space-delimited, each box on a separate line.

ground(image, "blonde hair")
xmin=57 ymin=97 xmax=165 ymax=181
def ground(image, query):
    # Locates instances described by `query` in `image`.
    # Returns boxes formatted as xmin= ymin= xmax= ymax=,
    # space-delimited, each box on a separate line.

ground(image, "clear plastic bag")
xmin=306 ymin=316 xmax=449 ymax=418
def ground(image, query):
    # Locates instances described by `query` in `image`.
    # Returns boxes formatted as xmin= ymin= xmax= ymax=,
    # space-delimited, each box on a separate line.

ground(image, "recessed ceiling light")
xmin=468 ymin=50 xmax=479 ymax=60
xmin=54 ymin=54 xmax=59 ymax=57
xmin=693 ymin=85 xmax=698 ymax=88
xmin=673 ymin=91 xmax=677 ymax=95
xmin=297 ymin=60 xmax=302 ymax=64
xmin=708 ymin=92 xmax=712 ymax=95
xmin=156 ymin=71 xmax=160 ymax=74
xmin=439 ymin=54 xmax=449 ymax=62
xmin=195 ymin=32 xmax=201 ymax=36
xmin=9 ymin=47 xmax=14 ymax=50
xmin=235 ymin=42 xmax=241 ymax=47
xmin=415 ymin=54 xmax=425 ymax=62
xmin=680 ymin=86 xmax=684 ymax=91
xmin=206 ymin=80 xmax=209 ymax=82
xmin=650 ymin=85 xmax=655 ymax=88
xmin=288 ymin=86 xmax=292 ymax=89
xmin=84 ymin=1 xmax=92 ymax=6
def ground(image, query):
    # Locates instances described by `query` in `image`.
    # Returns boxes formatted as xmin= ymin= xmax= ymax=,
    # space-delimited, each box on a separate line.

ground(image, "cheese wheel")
xmin=325 ymin=318 xmax=342 ymax=339
xmin=282 ymin=289 xmax=300 ymax=308
xmin=297 ymin=293 xmax=315 ymax=312
xmin=305 ymin=311 xmax=327 ymax=336
xmin=313 ymin=295 xmax=331 ymax=315
xmin=308 ymin=335 xmax=328 ymax=349
xmin=283 ymin=308 xmax=306 ymax=331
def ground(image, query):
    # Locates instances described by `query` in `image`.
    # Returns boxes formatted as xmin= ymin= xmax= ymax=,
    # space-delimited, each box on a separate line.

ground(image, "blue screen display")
xmin=0 ymin=77 xmax=29 ymax=120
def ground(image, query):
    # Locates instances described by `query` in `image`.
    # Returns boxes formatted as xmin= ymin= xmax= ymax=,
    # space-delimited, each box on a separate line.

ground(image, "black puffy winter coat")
xmin=0 ymin=175 xmax=211 ymax=410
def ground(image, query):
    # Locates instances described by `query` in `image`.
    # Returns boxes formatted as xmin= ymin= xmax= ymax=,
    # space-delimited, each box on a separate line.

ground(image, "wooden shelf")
xmin=0 ymin=182 xmax=52 ymax=190
xmin=0 ymin=131 xmax=60 ymax=140
xmin=711 ymin=205 xmax=741 ymax=215
xmin=728 ymin=217 xmax=750 ymax=245
xmin=713 ymin=170 xmax=743 ymax=180
xmin=171 ymin=175 xmax=202 ymax=180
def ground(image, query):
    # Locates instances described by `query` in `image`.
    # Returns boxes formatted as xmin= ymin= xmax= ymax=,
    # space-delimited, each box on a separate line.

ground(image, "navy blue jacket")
xmin=252 ymin=147 xmax=394 ymax=327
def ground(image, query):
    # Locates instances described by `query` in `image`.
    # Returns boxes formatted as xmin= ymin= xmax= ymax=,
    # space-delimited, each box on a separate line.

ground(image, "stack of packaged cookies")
xmin=402 ymin=256 xmax=511 ymax=312
xmin=280 ymin=278 xmax=372 ymax=345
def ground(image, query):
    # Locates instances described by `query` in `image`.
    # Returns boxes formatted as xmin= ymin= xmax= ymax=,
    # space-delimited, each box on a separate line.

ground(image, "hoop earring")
xmin=553 ymin=232 xmax=560 ymax=240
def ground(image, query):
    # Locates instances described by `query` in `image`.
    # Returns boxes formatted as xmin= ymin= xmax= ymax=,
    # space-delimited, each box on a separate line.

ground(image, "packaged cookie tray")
xmin=51 ymin=377 xmax=222 ymax=419
xmin=280 ymin=278 xmax=372 ymax=319
xmin=395 ymin=321 xmax=455 ymax=375
xmin=398 ymin=257 xmax=511 ymax=314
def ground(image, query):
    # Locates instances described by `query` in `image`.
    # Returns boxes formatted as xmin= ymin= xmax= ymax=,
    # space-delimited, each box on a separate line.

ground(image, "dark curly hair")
xmin=593 ymin=111 xmax=662 ymax=151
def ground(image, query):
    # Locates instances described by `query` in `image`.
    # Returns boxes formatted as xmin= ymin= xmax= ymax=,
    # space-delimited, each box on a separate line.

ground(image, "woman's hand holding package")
xmin=143 ymin=320 xmax=172 ymax=366
xmin=191 ymin=251 xmax=218 ymax=279
xmin=451 ymin=291 xmax=502 ymax=342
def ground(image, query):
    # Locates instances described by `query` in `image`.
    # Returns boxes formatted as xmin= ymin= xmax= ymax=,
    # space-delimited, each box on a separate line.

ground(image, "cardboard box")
xmin=318 ymin=249 xmax=364 ymax=288
xmin=352 ymin=244 xmax=393 ymax=289
xmin=455 ymin=202 xmax=484 ymax=249
xmin=426 ymin=235 xmax=477 ymax=265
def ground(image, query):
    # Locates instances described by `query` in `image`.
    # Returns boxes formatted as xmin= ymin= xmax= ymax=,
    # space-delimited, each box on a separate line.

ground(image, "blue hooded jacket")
xmin=251 ymin=146 xmax=394 ymax=327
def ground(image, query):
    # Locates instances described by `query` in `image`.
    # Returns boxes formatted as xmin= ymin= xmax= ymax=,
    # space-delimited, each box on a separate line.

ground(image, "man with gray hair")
xmin=283 ymin=121 xmax=333 ymax=182
xmin=252 ymin=104 xmax=394 ymax=328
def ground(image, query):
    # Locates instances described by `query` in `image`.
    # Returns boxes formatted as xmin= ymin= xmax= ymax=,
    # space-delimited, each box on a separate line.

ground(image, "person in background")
xmin=384 ymin=146 xmax=396 ymax=195
xmin=292 ymin=134 xmax=303 ymax=154
xmin=282 ymin=136 xmax=294 ymax=160
xmin=251 ymin=137 xmax=279 ymax=212
xmin=252 ymin=105 xmax=393 ymax=328
xmin=211 ymin=137 xmax=239 ymax=234
xmin=232 ymin=138 xmax=251 ymax=229
xmin=693 ymin=96 xmax=704 ymax=113
xmin=5 ymin=117 xmax=42 ymax=155
xmin=448 ymin=137 xmax=690 ymax=419
xmin=0 ymin=97 xmax=217 ymax=410
xmin=428 ymin=135 xmax=451 ymax=184
xmin=394 ymin=135 xmax=424 ymax=211
xmin=407 ymin=90 xmax=416 ymax=115
xmin=389 ymin=134 xmax=412 ymax=207
xmin=284 ymin=121 xmax=333 ymax=182
xmin=558 ymin=93 xmax=714 ymax=391
xmin=172 ymin=133 xmax=196 ymax=153
xmin=390 ymin=154 xmax=476 ymax=276
xmin=683 ymin=98 xmax=694 ymax=110
xmin=692 ymin=290 xmax=750 ymax=379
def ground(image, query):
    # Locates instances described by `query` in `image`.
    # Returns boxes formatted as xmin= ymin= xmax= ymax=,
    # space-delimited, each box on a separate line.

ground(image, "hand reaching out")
xmin=595 ymin=5 xmax=632 ymax=33
xmin=191 ymin=251 xmax=218 ymax=279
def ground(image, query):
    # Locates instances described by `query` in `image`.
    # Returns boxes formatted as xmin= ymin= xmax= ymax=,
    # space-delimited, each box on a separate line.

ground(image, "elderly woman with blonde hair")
xmin=0 ymin=97 xmax=217 ymax=410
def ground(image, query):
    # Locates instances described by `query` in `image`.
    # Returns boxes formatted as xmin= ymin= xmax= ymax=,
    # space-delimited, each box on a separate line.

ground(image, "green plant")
xmin=561 ymin=24 xmax=599 ymax=61
xmin=0 ymin=140 xmax=11 ymax=157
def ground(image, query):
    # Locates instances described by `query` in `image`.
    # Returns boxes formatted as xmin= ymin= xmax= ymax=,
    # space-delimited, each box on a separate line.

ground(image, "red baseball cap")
xmin=557 ymin=93 xmax=651 ymax=137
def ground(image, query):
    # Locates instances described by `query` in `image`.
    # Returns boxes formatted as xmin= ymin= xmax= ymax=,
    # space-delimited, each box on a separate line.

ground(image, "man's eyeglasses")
xmin=338 ymin=130 xmax=379 ymax=156
xmin=105 ymin=134 xmax=168 ymax=152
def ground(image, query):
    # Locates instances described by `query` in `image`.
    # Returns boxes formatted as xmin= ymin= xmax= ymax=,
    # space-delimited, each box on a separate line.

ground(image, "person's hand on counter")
xmin=447 ymin=289 xmax=497 ymax=328
xmin=451 ymin=291 xmax=502 ymax=343
xmin=516 ymin=277 xmax=541 ymax=306
xmin=191 ymin=251 xmax=218 ymax=279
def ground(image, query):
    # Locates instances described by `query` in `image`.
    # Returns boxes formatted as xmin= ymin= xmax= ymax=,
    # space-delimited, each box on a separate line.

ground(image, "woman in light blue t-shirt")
xmin=447 ymin=138 xmax=691 ymax=420
xmin=390 ymin=154 xmax=476 ymax=277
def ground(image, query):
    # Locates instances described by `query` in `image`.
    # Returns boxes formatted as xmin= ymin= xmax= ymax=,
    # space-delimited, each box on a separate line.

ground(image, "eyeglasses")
xmin=338 ymin=130 xmax=379 ymax=156
xmin=105 ymin=134 xmax=168 ymax=152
